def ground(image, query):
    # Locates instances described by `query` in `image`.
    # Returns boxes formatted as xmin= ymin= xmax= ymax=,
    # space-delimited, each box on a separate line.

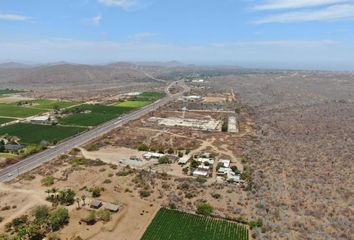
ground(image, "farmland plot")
xmin=141 ymin=208 xmax=249 ymax=240
xmin=0 ymin=123 xmax=87 ymax=144
xmin=0 ymin=117 xmax=16 ymax=125
xmin=59 ymin=104 xmax=134 ymax=126
xmin=0 ymin=103 xmax=47 ymax=118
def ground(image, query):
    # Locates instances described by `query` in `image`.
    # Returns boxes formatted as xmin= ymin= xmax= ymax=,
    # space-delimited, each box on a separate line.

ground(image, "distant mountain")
xmin=0 ymin=62 xmax=32 ymax=69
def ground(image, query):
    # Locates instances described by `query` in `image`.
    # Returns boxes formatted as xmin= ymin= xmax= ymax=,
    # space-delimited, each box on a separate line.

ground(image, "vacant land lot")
xmin=0 ymin=117 xmax=15 ymax=124
xmin=60 ymin=104 xmax=134 ymax=126
xmin=0 ymin=103 xmax=47 ymax=118
xmin=0 ymin=123 xmax=87 ymax=144
xmin=142 ymin=208 xmax=249 ymax=240
xmin=209 ymin=71 xmax=354 ymax=240
xmin=29 ymin=99 xmax=78 ymax=110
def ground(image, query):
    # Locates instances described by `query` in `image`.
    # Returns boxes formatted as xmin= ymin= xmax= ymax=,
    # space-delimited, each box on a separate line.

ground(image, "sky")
xmin=1 ymin=0 xmax=354 ymax=70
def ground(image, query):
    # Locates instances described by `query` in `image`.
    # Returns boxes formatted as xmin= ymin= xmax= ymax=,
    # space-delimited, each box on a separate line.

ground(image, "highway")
xmin=0 ymin=80 xmax=189 ymax=182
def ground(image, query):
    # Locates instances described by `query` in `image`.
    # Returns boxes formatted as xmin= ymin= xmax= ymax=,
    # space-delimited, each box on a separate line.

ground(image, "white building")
xmin=219 ymin=159 xmax=230 ymax=168
xmin=178 ymin=154 xmax=191 ymax=164
xmin=192 ymin=169 xmax=208 ymax=177
xmin=192 ymin=79 xmax=204 ymax=83
xmin=143 ymin=152 xmax=164 ymax=160
xmin=196 ymin=157 xmax=214 ymax=165
xmin=30 ymin=115 xmax=50 ymax=123
xmin=182 ymin=95 xmax=202 ymax=101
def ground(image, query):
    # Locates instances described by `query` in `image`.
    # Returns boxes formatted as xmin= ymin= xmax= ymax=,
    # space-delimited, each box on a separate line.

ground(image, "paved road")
xmin=0 ymin=80 xmax=189 ymax=182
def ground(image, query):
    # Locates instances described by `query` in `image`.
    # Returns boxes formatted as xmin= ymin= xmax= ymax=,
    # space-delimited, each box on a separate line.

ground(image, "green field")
xmin=0 ymin=89 xmax=22 ymax=95
xmin=130 ymin=92 xmax=166 ymax=102
xmin=0 ymin=103 xmax=47 ymax=118
xmin=0 ymin=123 xmax=87 ymax=144
xmin=59 ymin=104 xmax=134 ymax=126
xmin=114 ymin=100 xmax=151 ymax=108
xmin=29 ymin=99 xmax=78 ymax=110
xmin=0 ymin=117 xmax=16 ymax=124
xmin=141 ymin=208 xmax=249 ymax=240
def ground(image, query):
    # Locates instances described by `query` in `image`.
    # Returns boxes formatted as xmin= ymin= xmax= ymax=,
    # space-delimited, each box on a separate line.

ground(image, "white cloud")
xmin=0 ymin=13 xmax=31 ymax=21
xmin=84 ymin=15 xmax=102 ymax=26
xmin=129 ymin=32 xmax=157 ymax=41
xmin=98 ymin=0 xmax=138 ymax=10
xmin=254 ymin=0 xmax=350 ymax=10
xmin=255 ymin=4 xmax=354 ymax=23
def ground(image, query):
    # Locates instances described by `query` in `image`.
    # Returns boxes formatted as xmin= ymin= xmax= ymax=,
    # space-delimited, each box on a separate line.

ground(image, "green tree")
xmin=158 ymin=156 xmax=171 ymax=164
xmin=97 ymin=209 xmax=111 ymax=222
xmin=58 ymin=189 xmax=75 ymax=206
xmin=49 ymin=208 xmax=69 ymax=231
xmin=34 ymin=205 xmax=49 ymax=224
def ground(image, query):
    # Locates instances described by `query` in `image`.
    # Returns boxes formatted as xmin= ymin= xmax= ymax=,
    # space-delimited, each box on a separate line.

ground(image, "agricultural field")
xmin=59 ymin=104 xmax=134 ymax=126
xmin=0 ymin=89 xmax=22 ymax=95
xmin=130 ymin=92 xmax=166 ymax=102
xmin=141 ymin=208 xmax=249 ymax=240
xmin=113 ymin=92 xmax=165 ymax=109
xmin=114 ymin=100 xmax=151 ymax=108
xmin=29 ymin=99 xmax=78 ymax=110
xmin=0 ymin=103 xmax=47 ymax=118
xmin=0 ymin=117 xmax=16 ymax=124
xmin=0 ymin=123 xmax=87 ymax=144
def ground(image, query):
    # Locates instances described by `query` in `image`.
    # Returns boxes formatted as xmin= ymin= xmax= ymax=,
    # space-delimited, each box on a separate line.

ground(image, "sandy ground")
xmin=0 ymin=181 xmax=49 ymax=230
xmin=0 ymin=95 xmax=33 ymax=103
xmin=203 ymin=96 xmax=226 ymax=103
xmin=80 ymin=147 xmax=157 ymax=168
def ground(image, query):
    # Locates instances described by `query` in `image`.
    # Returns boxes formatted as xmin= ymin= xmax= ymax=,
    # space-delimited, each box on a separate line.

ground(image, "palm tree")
xmin=81 ymin=195 xmax=86 ymax=206
xmin=76 ymin=197 xmax=80 ymax=209
xmin=45 ymin=189 xmax=51 ymax=197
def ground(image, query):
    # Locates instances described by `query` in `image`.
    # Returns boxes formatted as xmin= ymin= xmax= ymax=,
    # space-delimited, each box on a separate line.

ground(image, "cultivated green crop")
xmin=0 ymin=103 xmax=47 ymax=118
xmin=0 ymin=123 xmax=87 ymax=144
xmin=59 ymin=104 xmax=134 ymax=126
xmin=0 ymin=117 xmax=16 ymax=124
xmin=141 ymin=208 xmax=249 ymax=240
xmin=0 ymin=89 xmax=22 ymax=95
xmin=130 ymin=92 xmax=166 ymax=102
xmin=114 ymin=100 xmax=151 ymax=108
xmin=29 ymin=99 xmax=78 ymax=110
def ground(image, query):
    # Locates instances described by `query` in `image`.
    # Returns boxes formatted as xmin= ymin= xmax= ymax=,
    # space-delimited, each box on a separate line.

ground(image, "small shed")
xmin=104 ymin=202 xmax=120 ymax=212
xmin=90 ymin=199 xmax=102 ymax=209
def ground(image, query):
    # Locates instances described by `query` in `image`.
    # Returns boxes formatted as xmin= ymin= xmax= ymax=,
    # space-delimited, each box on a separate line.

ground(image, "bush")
xmin=195 ymin=176 xmax=207 ymax=183
xmin=167 ymin=148 xmax=174 ymax=154
xmin=249 ymin=218 xmax=263 ymax=229
xmin=97 ymin=209 xmax=111 ymax=222
xmin=196 ymin=203 xmax=213 ymax=216
xmin=103 ymin=179 xmax=111 ymax=184
xmin=182 ymin=167 xmax=189 ymax=174
xmin=221 ymin=119 xmax=228 ymax=132
xmin=137 ymin=143 xmax=149 ymax=151
xmin=211 ymin=193 xmax=222 ymax=199
xmin=185 ymin=193 xmax=195 ymax=199
xmin=158 ymin=156 xmax=171 ymax=164
xmin=139 ymin=190 xmax=151 ymax=198
xmin=82 ymin=211 xmax=96 ymax=225
xmin=41 ymin=176 xmax=55 ymax=186
xmin=89 ymin=187 xmax=102 ymax=198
